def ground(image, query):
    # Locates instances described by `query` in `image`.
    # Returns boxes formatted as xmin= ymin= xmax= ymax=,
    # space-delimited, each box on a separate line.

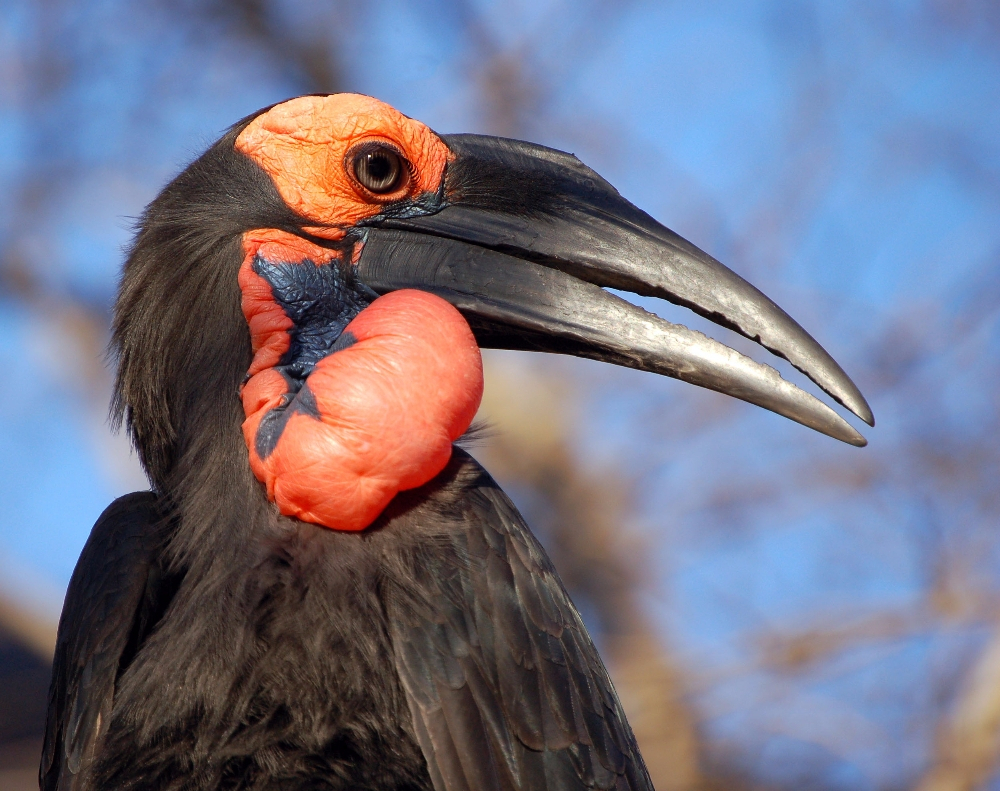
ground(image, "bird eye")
xmin=352 ymin=145 xmax=407 ymax=195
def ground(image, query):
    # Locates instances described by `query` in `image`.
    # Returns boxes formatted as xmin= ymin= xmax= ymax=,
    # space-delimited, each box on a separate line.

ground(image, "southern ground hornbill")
xmin=41 ymin=94 xmax=872 ymax=791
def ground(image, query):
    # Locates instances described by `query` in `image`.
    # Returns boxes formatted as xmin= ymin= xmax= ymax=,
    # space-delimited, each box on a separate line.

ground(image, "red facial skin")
xmin=236 ymin=97 xmax=484 ymax=532
xmin=236 ymin=94 xmax=450 ymax=238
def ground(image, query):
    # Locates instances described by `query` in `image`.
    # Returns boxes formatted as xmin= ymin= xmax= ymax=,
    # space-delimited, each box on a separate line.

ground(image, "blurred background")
xmin=1 ymin=0 xmax=998 ymax=789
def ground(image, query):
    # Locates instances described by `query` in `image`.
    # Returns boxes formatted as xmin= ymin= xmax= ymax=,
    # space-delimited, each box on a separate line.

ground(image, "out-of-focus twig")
xmin=755 ymin=595 xmax=1000 ymax=674
xmin=916 ymin=625 xmax=1000 ymax=791
xmin=0 ymin=594 xmax=56 ymax=664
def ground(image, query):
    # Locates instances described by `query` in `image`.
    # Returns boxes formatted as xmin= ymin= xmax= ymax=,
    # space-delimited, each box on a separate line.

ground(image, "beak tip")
xmin=823 ymin=402 xmax=869 ymax=447
xmin=845 ymin=394 xmax=875 ymax=428
xmin=833 ymin=413 xmax=868 ymax=446
xmin=820 ymin=373 xmax=872 ymax=428
xmin=848 ymin=432 xmax=869 ymax=448
xmin=850 ymin=398 xmax=875 ymax=428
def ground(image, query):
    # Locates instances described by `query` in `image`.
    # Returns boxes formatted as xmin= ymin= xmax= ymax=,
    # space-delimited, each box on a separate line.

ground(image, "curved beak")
xmin=356 ymin=134 xmax=872 ymax=447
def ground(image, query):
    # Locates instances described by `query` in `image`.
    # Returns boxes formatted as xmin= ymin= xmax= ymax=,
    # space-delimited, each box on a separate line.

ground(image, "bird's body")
xmin=42 ymin=94 xmax=871 ymax=790
xmin=49 ymin=451 xmax=641 ymax=790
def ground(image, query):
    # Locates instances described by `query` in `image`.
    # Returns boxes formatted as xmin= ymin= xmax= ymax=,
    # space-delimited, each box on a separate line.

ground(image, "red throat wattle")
xmin=239 ymin=231 xmax=484 ymax=532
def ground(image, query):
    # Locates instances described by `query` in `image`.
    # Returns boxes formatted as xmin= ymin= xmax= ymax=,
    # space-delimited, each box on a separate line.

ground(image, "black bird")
xmin=42 ymin=94 xmax=872 ymax=791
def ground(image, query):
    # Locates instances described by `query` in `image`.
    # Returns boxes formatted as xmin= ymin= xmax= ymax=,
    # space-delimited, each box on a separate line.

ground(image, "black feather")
xmin=388 ymin=452 xmax=653 ymax=791
xmin=41 ymin=492 xmax=171 ymax=791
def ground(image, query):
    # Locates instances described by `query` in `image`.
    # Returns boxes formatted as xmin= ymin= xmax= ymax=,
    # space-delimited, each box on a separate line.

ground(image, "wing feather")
xmin=40 ymin=492 xmax=168 ymax=791
xmin=390 ymin=454 xmax=653 ymax=791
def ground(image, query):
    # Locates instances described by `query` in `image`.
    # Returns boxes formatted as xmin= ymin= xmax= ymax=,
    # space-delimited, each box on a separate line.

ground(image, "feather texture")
xmin=388 ymin=452 xmax=653 ymax=791
xmin=41 ymin=452 xmax=653 ymax=790
xmin=41 ymin=492 xmax=173 ymax=791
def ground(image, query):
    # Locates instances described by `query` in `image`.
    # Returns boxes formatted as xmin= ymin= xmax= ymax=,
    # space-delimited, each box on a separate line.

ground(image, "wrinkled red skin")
xmin=239 ymin=231 xmax=484 ymax=532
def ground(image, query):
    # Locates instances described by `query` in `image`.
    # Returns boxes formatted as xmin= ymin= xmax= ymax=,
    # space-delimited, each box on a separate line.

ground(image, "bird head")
xmin=113 ymin=94 xmax=871 ymax=532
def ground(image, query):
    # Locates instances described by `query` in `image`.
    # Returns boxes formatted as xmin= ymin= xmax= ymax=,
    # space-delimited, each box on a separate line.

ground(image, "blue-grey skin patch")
xmin=255 ymin=381 xmax=321 ymax=460
xmin=355 ymin=188 xmax=446 ymax=225
xmin=253 ymin=254 xmax=374 ymax=380
xmin=252 ymin=248 xmax=374 ymax=459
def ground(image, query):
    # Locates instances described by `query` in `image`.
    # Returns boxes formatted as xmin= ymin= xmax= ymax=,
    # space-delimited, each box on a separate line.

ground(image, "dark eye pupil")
xmin=354 ymin=148 xmax=403 ymax=193
xmin=366 ymin=154 xmax=392 ymax=181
